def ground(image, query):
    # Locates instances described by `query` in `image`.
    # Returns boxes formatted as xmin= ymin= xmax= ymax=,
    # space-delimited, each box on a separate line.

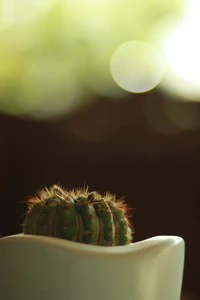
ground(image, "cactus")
xmin=23 ymin=185 xmax=134 ymax=246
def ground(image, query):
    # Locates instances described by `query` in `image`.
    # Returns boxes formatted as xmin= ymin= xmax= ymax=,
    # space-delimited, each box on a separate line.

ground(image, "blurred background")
xmin=0 ymin=0 xmax=200 ymax=298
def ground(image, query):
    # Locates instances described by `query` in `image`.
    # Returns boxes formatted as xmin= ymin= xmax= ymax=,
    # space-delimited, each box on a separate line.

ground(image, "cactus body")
xmin=23 ymin=185 xmax=134 ymax=246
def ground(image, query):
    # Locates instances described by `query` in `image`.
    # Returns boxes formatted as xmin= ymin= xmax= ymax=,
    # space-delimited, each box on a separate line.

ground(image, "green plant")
xmin=23 ymin=184 xmax=134 ymax=246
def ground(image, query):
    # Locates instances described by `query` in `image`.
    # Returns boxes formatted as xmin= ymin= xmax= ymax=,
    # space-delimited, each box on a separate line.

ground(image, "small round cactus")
xmin=23 ymin=185 xmax=134 ymax=246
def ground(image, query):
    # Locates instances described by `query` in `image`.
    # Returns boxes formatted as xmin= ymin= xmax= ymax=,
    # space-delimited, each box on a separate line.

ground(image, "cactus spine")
xmin=23 ymin=185 xmax=134 ymax=246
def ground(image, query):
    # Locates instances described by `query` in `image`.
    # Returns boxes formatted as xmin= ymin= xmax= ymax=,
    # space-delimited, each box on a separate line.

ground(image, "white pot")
xmin=0 ymin=234 xmax=184 ymax=300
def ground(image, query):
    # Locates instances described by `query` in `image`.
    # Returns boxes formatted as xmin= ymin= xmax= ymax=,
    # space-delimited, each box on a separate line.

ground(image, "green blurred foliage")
xmin=0 ymin=0 xmax=184 ymax=119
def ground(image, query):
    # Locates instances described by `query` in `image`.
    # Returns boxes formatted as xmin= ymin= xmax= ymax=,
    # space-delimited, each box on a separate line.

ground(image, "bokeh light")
xmin=18 ymin=57 xmax=85 ymax=119
xmin=66 ymin=0 xmax=123 ymax=28
xmin=152 ymin=0 xmax=200 ymax=101
xmin=110 ymin=40 xmax=166 ymax=94
xmin=143 ymin=94 xmax=183 ymax=135
xmin=0 ymin=0 xmax=184 ymax=119
xmin=0 ymin=0 xmax=55 ymax=30
xmin=163 ymin=99 xmax=200 ymax=130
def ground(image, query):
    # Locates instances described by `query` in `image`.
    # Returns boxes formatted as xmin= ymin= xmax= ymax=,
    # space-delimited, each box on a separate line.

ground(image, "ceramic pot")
xmin=0 ymin=234 xmax=185 ymax=300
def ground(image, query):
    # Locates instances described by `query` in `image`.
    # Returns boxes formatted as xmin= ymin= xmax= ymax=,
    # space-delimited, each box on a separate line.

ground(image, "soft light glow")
xmin=0 ymin=0 xmax=15 ymax=30
xmin=110 ymin=40 xmax=166 ymax=94
xmin=66 ymin=0 xmax=123 ymax=27
xmin=18 ymin=57 xmax=84 ymax=119
xmin=163 ymin=99 xmax=200 ymax=130
xmin=0 ymin=0 xmax=183 ymax=119
xmin=155 ymin=0 xmax=200 ymax=101
xmin=0 ymin=0 xmax=55 ymax=29
xmin=143 ymin=95 xmax=183 ymax=135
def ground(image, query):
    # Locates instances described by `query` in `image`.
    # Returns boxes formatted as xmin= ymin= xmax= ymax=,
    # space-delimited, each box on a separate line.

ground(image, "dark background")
xmin=1 ymin=90 xmax=199 ymax=298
